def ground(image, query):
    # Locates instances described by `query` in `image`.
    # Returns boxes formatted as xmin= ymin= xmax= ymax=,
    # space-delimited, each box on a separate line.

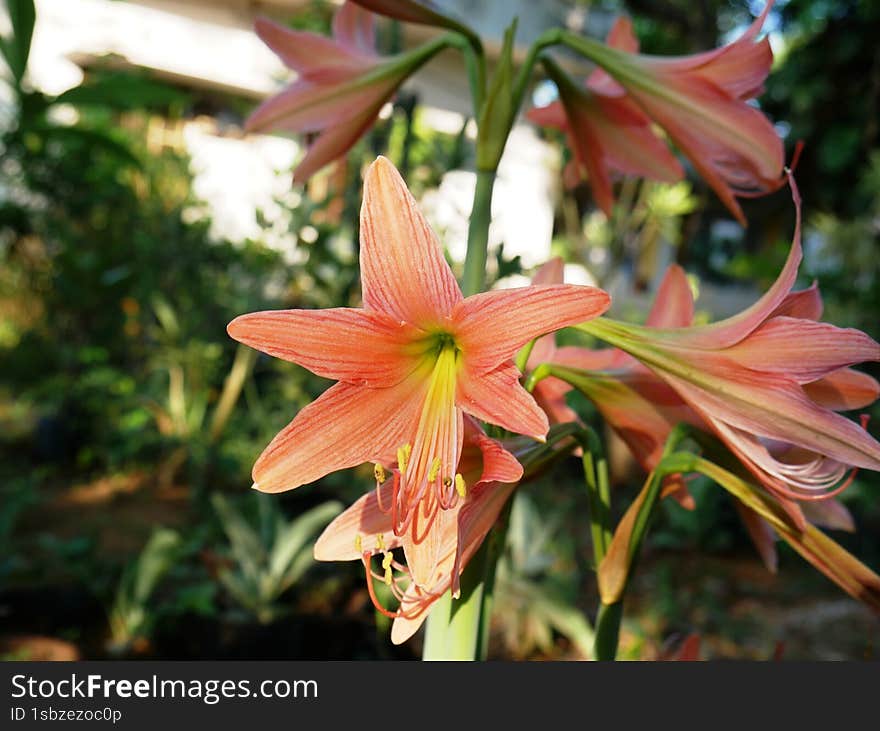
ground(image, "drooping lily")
xmin=562 ymin=3 xmax=784 ymax=224
xmin=577 ymin=177 xmax=880 ymax=514
xmin=228 ymin=156 xmax=609 ymax=588
xmin=246 ymin=2 xmax=450 ymax=182
xmin=527 ymin=28 xmax=683 ymax=216
xmin=314 ymin=416 xmax=522 ymax=644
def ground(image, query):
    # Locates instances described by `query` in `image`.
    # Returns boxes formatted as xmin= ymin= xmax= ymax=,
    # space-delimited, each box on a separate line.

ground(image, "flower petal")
xmin=454 ymin=284 xmax=610 ymax=374
xmin=253 ymin=15 xmax=369 ymax=77
xmin=228 ymin=307 xmax=422 ymax=387
xmin=531 ymin=257 xmax=565 ymax=285
xmin=802 ymin=498 xmax=855 ymax=532
xmin=457 ymin=362 xmax=549 ymax=440
xmin=332 ymin=1 xmax=377 ymax=55
xmin=735 ymin=502 xmax=778 ymax=573
xmin=552 ymin=345 xmax=631 ymax=371
xmin=252 ymin=377 xmax=424 ymax=493
xmin=526 ymin=100 xmax=568 ymax=129
xmin=292 ymin=106 xmax=381 ymax=182
xmin=360 ymin=156 xmax=463 ymax=324
xmin=771 ymin=282 xmax=823 ymax=320
xmin=313 ymin=482 xmax=398 ymax=560
xmin=643 ymin=176 xmax=802 ymax=349
xmin=451 ymin=481 xmax=519 ymax=595
xmin=803 ymin=368 xmax=880 ymax=411
xmin=719 ymin=316 xmax=880 ymax=384
xmin=466 ymin=423 xmax=524 ymax=485
xmin=245 ymin=75 xmax=383 ymax=134
xmin=645 ymin=264 xmax=695 ymax=328
xmin=659 ymin=361 xmax=880 ymax=474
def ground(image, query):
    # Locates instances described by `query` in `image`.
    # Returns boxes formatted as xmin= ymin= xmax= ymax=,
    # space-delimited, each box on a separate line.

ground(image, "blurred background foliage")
xmin=0 ymin=0 xmax=878 ymax=661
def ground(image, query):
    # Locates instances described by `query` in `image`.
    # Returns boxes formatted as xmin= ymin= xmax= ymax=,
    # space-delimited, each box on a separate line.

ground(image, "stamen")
xmin=376 ymin=533 xmax=385 ymax=551
xmin=397 ymin=444 xmax=412 ymax=475
xmin=428 ymin=457 xmax=442 ymax=483
xmin=455 ymin=473 xmax=467 ymax=497
xmin=381 ymin=551 xmax=394 ymax=585
xmin=354 ymin=535 xmax=363 ymax=554
xmin=374 ymin=463 xmax=387 ymax=484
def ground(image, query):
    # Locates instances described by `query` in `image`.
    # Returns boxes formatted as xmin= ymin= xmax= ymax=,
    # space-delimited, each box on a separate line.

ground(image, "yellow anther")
xmin=373 ymin=463 xmax=387 ymax=484
xmin=354 ymin=535 xmax=363 ymax=554
xmin=455 ymin=473 xmax=467 ymax=497
xmin=428 ymin=457 xmax=442 ymax=483
xmin=397 ymin=444 xmax=412 ymax=474
xmin=376 ymin=533 xmax=385 ymax=551
xmin=382 ymin=552 xmax=394 ymax=585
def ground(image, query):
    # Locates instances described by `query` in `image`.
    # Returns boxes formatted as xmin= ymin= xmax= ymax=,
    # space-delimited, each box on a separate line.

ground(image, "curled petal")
xmin=644 ymin=176 xmax=802 ymax=349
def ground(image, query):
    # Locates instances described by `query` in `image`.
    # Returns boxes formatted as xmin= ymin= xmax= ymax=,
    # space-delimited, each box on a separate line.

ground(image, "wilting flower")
xmin=561 ymin=2 xmax=783 ymax=224
xmin=527 ymin=27 xmax=683 ymax=216
xmin=578 ymin=178 xmax=880 ymax=515
xmin=314 ymin=416 xmax=522 ymax=643
xmin=228 ymin=156 xmax=609 ymax=588
xmin=246 ymin=2 xmax=447 ymax=182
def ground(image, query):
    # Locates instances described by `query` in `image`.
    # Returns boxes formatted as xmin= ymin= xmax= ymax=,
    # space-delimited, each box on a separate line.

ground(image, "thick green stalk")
xmin=461 ymin=169 xmax=497 ymax=297
xmin=593 ymin=600 xmax=623 ymax=661
xmin=421 ymin=504 xmax=511 ymax=660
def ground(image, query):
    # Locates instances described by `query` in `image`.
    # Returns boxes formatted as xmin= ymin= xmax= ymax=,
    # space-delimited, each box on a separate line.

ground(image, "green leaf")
xmin=1 ymin=0 xmax=36 ymax=84
xmin=270 ymin=501 xmax=341 ymax=590
xmin=211 ymin=494 xmax=266 ymax=579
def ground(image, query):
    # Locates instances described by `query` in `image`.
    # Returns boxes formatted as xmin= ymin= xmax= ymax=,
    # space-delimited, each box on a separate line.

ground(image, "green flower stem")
xmin=593 ymin=600 xmax=623 ymax=662
xmin=461 ymin=168 xmax=497 ymax=297
xmin=591 ymin=430 xmax=696 ymax=661
xmin=422 ymin=424 xmax=585 ymax=660
xmin=581 ymin=433 xmax=612 ymax=566
xmin=510 ymin=28 xmax=563 ymax=122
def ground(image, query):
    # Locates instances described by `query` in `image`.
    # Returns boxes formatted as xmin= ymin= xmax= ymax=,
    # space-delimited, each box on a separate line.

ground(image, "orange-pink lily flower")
xmin=527 ymin=27 xmax=683 ymax=216
xmin=579 ymin=178 xmax=880 ymax=514
xmin=314 ymin=416 xmax=522 ymax=644
xmin=246 ymin=2 xmax=446 ymax=182
xmin=563 ymin=2 xmax=784 ymax=224
xmin=228 ymin=156 xmax=609 ymax=588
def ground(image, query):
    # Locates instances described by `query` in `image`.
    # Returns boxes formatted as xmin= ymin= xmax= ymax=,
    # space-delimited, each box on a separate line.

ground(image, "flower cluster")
xmin=232 ymin=1 xmax=880 ymax=650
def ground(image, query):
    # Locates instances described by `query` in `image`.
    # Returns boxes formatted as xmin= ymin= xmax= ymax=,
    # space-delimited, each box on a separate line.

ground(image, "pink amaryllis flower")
xmin=527 ymin=27 xmax=683 ymax=216
xmin=563 ymin=2 xmax=784 ymax=224
xmin=246 ymin=2 xmax=447 ymax=182
xmin=578 ymin=178 xmax=880 ymax=516
xmin=314 ymin=416 xmax=522 ymax=644
xmin=227 ymin=156 xmax=609 ymax=588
